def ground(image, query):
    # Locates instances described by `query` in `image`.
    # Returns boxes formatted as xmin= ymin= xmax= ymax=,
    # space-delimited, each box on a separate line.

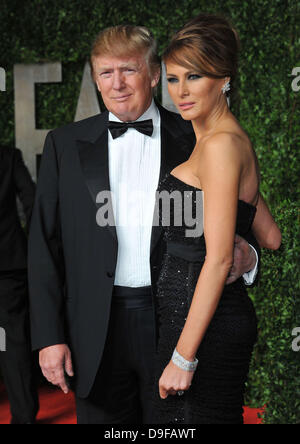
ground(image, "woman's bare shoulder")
xmin=199 ymin=131 xmax=247 ymax=166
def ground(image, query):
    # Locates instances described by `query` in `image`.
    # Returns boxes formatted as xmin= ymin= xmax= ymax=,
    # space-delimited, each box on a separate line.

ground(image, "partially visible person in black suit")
xmin=0 ymin=145 xmax=38 ymax=424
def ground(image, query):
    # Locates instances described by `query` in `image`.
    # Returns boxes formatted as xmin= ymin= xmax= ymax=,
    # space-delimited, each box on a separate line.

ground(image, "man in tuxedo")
xmin=0 ymin=145 xmax=38 ymax=424
xmin=28 ymin=25 xmax=259 ymax=424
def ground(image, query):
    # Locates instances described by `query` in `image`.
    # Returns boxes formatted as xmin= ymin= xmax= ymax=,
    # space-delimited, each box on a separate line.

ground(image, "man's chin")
xmin=110 ymin=107 xmax=142 ymax=122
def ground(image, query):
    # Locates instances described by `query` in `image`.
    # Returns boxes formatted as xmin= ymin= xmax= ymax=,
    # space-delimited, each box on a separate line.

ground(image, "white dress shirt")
xmin=108 ymin=100 xmax=161 ymax=287
xmin=108 ymin=100 xmax=258 ymax=288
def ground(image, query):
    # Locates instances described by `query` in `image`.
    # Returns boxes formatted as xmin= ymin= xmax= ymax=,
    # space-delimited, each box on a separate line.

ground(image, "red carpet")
xmin=0 ymin=383 xmax=264 ymax=424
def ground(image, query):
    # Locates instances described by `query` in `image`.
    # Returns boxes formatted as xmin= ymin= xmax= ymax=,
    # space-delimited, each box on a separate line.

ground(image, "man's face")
xmin=93 ymin=53 xmax=160 ymax=122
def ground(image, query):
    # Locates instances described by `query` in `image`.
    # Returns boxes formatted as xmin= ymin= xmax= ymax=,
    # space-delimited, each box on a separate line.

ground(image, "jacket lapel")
xmin=150 ymin=104 xmax=195 ymax=256
xmin=158 ymin=104 xmax=195 ymax=181
xmin=77 ymin=112 xmax=117 ymax=243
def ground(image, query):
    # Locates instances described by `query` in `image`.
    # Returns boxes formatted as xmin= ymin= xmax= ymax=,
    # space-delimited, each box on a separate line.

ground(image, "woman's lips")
xmin=179 ymin=102 xmax=195 ymax=111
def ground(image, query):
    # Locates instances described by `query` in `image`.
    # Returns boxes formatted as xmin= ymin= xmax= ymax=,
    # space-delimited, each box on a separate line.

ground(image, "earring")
xmin=222 ymin=81 xmax=231 ymax=94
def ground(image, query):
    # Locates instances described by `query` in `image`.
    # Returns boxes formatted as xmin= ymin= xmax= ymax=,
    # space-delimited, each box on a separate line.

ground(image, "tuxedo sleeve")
xmin=28 ymin=131 xmax=66 ymax=351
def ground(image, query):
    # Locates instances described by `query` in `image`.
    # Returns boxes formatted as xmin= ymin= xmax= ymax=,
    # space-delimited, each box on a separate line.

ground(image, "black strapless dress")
xmin=152 ymin=173 xmax=258 ymax=424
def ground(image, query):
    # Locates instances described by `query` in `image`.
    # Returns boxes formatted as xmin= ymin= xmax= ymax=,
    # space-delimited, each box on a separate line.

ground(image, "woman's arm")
xmin=252 ymin=193 xmax=281 ymax=250
xmin=176 ymin=133 xmax=241 ymax=361
xmin=159 ymin=133 xmax=244 ymax=398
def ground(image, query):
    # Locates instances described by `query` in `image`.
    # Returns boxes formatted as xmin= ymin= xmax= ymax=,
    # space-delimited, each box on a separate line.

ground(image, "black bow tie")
xmin=108 ymin=119 xmax=153 ymax=139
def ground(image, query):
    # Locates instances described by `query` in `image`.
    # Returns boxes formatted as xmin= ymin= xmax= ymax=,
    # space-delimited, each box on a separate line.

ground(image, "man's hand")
xmin=39 ymin=344 xmax=74 ymax=394
xmin=226 ymin=235 xmax=256 ymax=285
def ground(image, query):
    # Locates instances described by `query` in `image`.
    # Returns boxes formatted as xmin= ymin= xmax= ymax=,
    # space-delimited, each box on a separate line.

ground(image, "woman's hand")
xmin=159 ymin=360 xmax=195 ymax=399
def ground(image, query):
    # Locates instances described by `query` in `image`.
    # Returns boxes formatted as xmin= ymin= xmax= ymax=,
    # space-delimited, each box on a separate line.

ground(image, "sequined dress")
xmin=152 ymin=173 xmax=258 ymax=424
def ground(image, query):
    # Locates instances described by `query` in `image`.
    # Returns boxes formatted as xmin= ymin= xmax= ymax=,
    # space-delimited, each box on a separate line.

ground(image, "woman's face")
xmin=165 ymin=61 xmax=227 ymax=122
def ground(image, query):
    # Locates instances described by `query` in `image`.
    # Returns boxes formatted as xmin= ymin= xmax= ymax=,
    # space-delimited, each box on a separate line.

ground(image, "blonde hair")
xmin=90 ymin=25 xmax=161 ymax=79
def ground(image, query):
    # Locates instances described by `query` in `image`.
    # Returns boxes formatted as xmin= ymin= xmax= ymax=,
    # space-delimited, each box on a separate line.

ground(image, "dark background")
xmin=0 ymin=0 xmax=299 ymax=423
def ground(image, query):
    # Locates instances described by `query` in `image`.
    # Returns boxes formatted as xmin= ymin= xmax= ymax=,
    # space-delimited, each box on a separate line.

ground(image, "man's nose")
xmin=112 ymin=72 xmax=125 ymax=90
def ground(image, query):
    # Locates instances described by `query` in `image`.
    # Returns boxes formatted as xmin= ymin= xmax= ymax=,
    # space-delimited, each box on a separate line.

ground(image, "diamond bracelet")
xmin=171 ymin=348 xmax=199 ymax=372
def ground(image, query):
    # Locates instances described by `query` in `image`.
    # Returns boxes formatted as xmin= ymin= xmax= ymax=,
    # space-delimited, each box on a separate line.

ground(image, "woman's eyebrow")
xmin=166 ymin=70 xmax=199 ymax=77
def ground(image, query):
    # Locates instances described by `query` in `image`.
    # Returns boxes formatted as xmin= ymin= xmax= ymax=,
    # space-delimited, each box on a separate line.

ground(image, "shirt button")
xmin=107 ymin=272 xmax=114 ymax=278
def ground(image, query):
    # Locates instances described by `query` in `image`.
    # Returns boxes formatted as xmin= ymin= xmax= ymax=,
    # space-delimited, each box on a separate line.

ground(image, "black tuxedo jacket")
xmin=0 ymin=146 xmax=36 ymax=271
xmin=28 ymin=104 xmax=260 ymax=398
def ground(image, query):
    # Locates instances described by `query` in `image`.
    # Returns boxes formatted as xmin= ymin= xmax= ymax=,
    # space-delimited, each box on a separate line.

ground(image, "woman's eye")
xmin=167 ymin=77 xmax=178 ymax=83
xmin=188 ymin=74 xmax=202 ymax=80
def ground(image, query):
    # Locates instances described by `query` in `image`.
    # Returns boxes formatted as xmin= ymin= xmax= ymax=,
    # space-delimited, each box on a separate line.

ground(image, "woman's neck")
xmin=192 ymin=102 xmax=231 ymax=142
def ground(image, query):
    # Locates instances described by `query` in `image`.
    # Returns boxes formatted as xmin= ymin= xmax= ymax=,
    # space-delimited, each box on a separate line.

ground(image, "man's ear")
xmin=151 ymin=68 xmax=161 ymax=89
xmin=95 ymin=78 xmax=101 ymax=93
xmin=90 ymin=60 xmax=100 ymax=91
